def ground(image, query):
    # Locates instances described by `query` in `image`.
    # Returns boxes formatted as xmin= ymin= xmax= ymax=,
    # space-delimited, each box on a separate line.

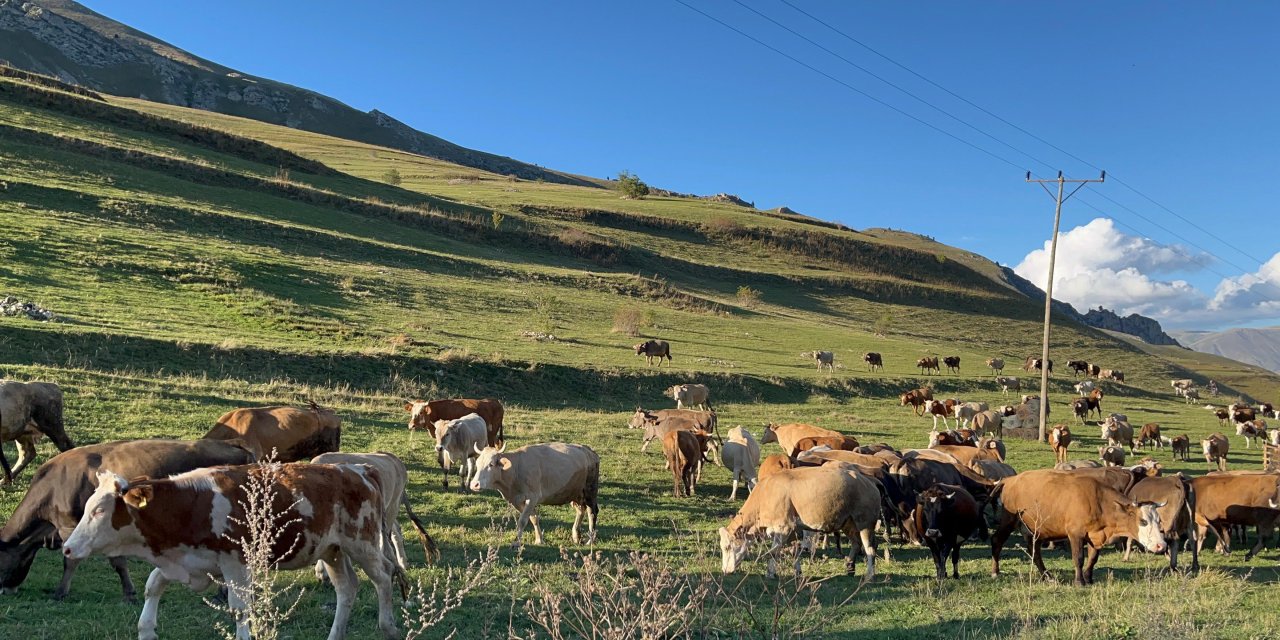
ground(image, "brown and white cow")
xmin=917 ymin=357 xmax=941 ymax=375
xmin=634 ymin=339 xmax=672 ymax=366
xmin=923 ymin=399 xmax=955 ymax=430
xmin=202 ymin=403 xmax=341 ymax=463
xmin=62 ymin=463 xmax=400 ymax=640
xmin=1191 ymin=472 xmax=1280 ymax=560
xmin=405 ymin=398 xmax=505 ymax=444
xmin=1236 ymin=420 xmax=1266 ymax=448
xmin=899 ymin=388 xmax=934 ymax=416
xmin=1023 ymin=357 xmax=1053 ymax=374
xmin=863 ymin=352 xmax=883 ymax=371
xmin=470 ymin=442 xmax=599 ymax=547
xmin=1049 ymin=425 xmax=1072 ymax=465
xmin=1202 ymin=433 xmax=1230 ymax=471
xmin=1123 ymin=474 xmax=1198 ymax=571
xmin=990 ymin=470 xmax=1167 ymax=586
xmin=943 ymin=356 xmax=961 ymax=374
xmin=1098 ymin=369 xmax=1125 ymax=382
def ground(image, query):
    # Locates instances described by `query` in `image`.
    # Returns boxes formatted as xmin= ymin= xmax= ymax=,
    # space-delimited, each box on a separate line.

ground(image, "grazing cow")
xmin=889 ymin=455 xmax=994 ymax=537
xmin=202 ymin=403 xmax=339 ymax=463
xmin=1122 ymin=474 xmax=1198 ymax=571
xmin=628 ymin=408 xmax=717 ymax=433
xmin=996 ymin=376 xmax=1020 ymax=396
xmin=1135 ymin=423 xmax=1163 ymax=450
xmin=914 ymin=484 xmax=985 ymax=579
xmin=863 ymin=352 xmax=883 ymax=371
xmin=1236 ymin=420 xmax=1266 ymax=448
xmin=1099 ymin=445 xmax=1127 ymax=467
xmin=720 ymin=426 xmax=761 ymax=500
xmin=0 ymin=439 xmax=253 ymax=601
xmin=1068 ymin=360 xmax=1090 ymax=376
xmin=954 ymin=402 xmax=989 ymax=429
xmin=1098 ymin=369 xmax=1125 ymax=382
xmin=1101 ymin=417 xmax=1136 ymax=452
xmin=1201 ymin=433 xmax=1229 ymax=471
xmin=663 ymin=430 xmax=705 ymax=497
xmin=1171 ymin=378 xmax=1194 ymax=392
xmin=972 ymin=410 xmax=1003 ymax=438
xmin=1023 ymin=357 xmax=1053 ymax=374
xmin=899 ymin=388 xmax=934 ymax=416
xmin=404 ymin=398 xmax=505 ymax=445
xmin=986 ymin=358 xmax=1005 ymax=375
xmin=634 ymin=339 xmax=672 ymax=366
xmin=1191 ymin=472 xmax=1280 ymax=560
xmin=758 ymin=454 xmax=794 ymax=481
xmin=668 ymin=384 xmax=712 ymax=411
xmin=1075 ymin=380 xmax=1096 ymax=397
xmin=760 ymin=423 xmax=844 ymax=455
xmin=470 ymin=443 xmax=600 ymax=547
xmin=0 ymin=381 xmax=76 ymax=484
xmin=990 ymin=470 xmax=1167 ymax=586
xmin=1170 ymin=435 xmax=1190 ymax=461
xmin=943 ymin=356 xmax=961 ymax=374
xmin=311 ymin=452 xmax=438 ymax=582
xmin=718 ymin=466 xmax=880 ymax=578
xmin=917 ymin=356 xmax=941 ymax=375
xmin=790 ymin=434 xmax=860 ymax=458
xmin=1212 ymin=407 xmax=1231 ymax=427
xmin=810 ymin=350 xmax=836 ymax=372
xmin=433 ymin=413 xmax=489 ymax=490
xmin=923 ymin=400 xmax=954 ymax=430
xmin=63 ymin=463 xmax=402 ymax=640
xmin=1049 ymin=425 xmax=1072 ymax=465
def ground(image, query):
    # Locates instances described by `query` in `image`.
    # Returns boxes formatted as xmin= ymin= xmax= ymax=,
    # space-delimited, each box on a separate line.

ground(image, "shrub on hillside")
xmin=704 ymin=216 xmax=743 ymax=234
xmin=382 ymin=168 xmax=403 ymax=186
xmin=612 ymin=305 xmax=645 ymax=336
xmin=736 ymin=285 xmax=762 ymax=308
xmin=615 ymin=171 xmax=650 ymax=199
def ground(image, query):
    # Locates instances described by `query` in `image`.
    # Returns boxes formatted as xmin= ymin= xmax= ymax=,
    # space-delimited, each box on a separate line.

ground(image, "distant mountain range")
xmin=1172 ymin=326 xmax=1280 ymax=374
xmin=0 ymin=0 xmax=597 ymax=186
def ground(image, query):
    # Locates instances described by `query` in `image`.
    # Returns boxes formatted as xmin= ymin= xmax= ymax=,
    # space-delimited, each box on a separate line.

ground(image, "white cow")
xmin=433 ymin=413 xmax=489 ymax=491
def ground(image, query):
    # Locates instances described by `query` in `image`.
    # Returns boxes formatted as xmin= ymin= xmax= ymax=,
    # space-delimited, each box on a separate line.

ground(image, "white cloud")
xmin=1209 ymin=252 xmax=1280 ymax=320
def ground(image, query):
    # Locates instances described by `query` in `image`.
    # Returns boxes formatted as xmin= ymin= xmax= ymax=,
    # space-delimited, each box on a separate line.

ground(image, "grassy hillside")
xmin=2 ymin=72 xmax=1280 ymax=639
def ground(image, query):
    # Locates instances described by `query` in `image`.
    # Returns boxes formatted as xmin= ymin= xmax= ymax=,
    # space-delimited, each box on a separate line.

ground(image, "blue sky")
xmin=83 ymin=1 xmax=1280 ymax=329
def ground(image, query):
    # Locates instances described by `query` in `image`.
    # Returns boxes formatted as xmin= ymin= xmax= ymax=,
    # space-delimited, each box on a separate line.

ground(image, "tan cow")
xmin=929 ymin=444 xmax=999 ymax=468
xmin=718 ymin=466 xmax=880 ymax=578
xmin=758 ymin=454 xmax=794 ymax=481
xmin=790 ymin=434 xmax=860 ymax=458
xmin=797 ymin=448 xmax=888 ymax=469
xmin=663 ymin=430 xmax=704 ymax=498
xmin=1191 ymin=472 xmax=1280 ymax=559
xmin=404 ymin=398 xmax=505 ymax=444
xmin=969 ymin=459 xmax=1017 ymax=482
xmin=470 ymin=442 xmax=600 ymax=547
xmin=203 ymin=403 xmax=340 ymax=462
xmin=668 ymin=384 xmax=711 ymax=411
xmin=627 ymin=408 xmax=717 ymax=433
xmin=1202 ymin=433 xmax=1229 ymax=471
xmin=990 ymin=470 xmax=1168 ymax=585
xmin=760 ymin=422 xmax=843 ymax=455
xmin=1122 ymin=474 xmax=1197 ymax=571
xmin=810 ymin=350 xmax=836 ymax=372
xmin=720 ymin=426 xmax=761 ymax=500
xmin=432 ymin=413 xmax=489 ymax=490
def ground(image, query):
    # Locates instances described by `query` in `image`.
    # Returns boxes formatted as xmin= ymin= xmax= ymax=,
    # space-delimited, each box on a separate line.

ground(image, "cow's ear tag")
xmin=124 ymin=486 xmax=153 ymax=509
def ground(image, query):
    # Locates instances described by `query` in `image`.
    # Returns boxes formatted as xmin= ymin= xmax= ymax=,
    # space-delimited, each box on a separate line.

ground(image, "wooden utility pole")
xmin=1026 ymin=170 xmax=1105 ymax=441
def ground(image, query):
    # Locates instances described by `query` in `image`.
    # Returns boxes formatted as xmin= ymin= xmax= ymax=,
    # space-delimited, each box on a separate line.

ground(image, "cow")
xmin=634 ymin=339 xmax=672 ymax=366
xmin=1229 ymin=404 xmax=1257 ymax=425
xmin=0 ymin=439 xmax=253 ymax=602
xmin=797 ymin=448 xmax=888 ymax=469
xmin=628 ymin=408 xmax=717 ymax=434
xmin=928 ymin=444 xmax=997 ymax=467
xmin=1271 ymin=429 xmax=1280 ymax=447
xmin=996 ymin=376 xmax=1020 ymax=396
xmin=989 ymin=470 xmax=1167 ymax=586
xmin=1133 ymin=423 xmax=1162 ymax=450
xmin=432 ymin=413 xmax=489 ymax=490
xmin=638 ymin=413 xmax=715 ymax=455
xmin=917 ymin=357 xmax=941 ymax=375
xmin=863 ymin=352 xmax=883 ymax=371
xmin=1074 ymin=380 xmax=1096 ymax=397
xmin=1191 ymin=472 xmax=1280 ymax=560
xmin=1101 ymin=416 xmax=1135 ymax=452
xmin=810 ymin=350 xmax=836 ymax=372
xmin=972 ymin=410 xmax=1003 ymax=438
xmin=311 ymin=452 xmax=440 ymax=586
xmin=1182 ymin=387 xmax=1200 ymax=404
xmin=1171 ymin=379 xmax=1194 ymax=392
xmin=1067 ymin=360 xmax=1090 ymax=376
xmin=1071 ymin=398 xmax=1091 ymax=424
xmin=923 ymin=399 xmax=954 ymax=430
xmin=62 ymin=463 xmax=402 ymax=640
xmin=986 ymin=358 xmax=1005 ymax=375
xmin=1085 ymin=363 xmax=1101 ymax=378
xmin=914 ymin=484 xmax=985 ymax=579
xmin=1049 ymin=425 xmax=1072 ymax=465
xmin=663 ymin=430 xmax=705 ymax=497
xmin=720 ymin=426 xmax=761 ymax=500
xmin=969 ymin=459 xmax=1017 ymax=482
xmin=758 ymin=454 xmax=794 ymax=481
xmin=1170 ymin=435 xmax=1190 ymax=461
xmin=470 ymin=442 xmax=600 ymax=547
xmin=1122 ymin=474 xmax=1198 ymax=571
xmin=1099 ymin=445 xmax=1127 ymax=467
xmin=1023 ymin=357 xmax=1053 ymax=374
xmin=718 ymin=466 xmax=879 ymax=578
xmin=943 ymin=356 xmax=961 ymax=374
xmin=1098 ymin=369 xmax=1125 ymax=382
xmin=978 ymin=437 xmax=1006 ymax=462
xmin=404 ymin=398 xmax=505 ymax=445
xmin=900 ymin=388 xmax=934 ymax=416
xmin=202 ymin=403 xmax=339 ymax=463
xmin=668 ymin=384 xmax=711 ymax=411
xmin=0 ymin=381 xmax=76 ymax=484
xmin=888 ymin=455 xmax=994 ymax=536
xmin=929 ymin=429 xmax=977 ymax=448
xmin=1201 ymin=433 xmax=1229 ymax=471
xmin=760 ymin=423 xmax=844 ymax=455
xmin=790 ymin=435 xmax=860 ymax=458
xmin=1212 ymin=407 xmax=1231 ymax=427
xmin=954 ymin=402 xmax=989 ymax=428
xmin=1236 ymin=420 xmax=1266 ymax=448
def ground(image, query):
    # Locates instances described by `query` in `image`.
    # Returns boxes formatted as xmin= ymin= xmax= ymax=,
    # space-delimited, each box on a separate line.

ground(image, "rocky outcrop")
xmin=705 ymin=193 xmax=755 ymax=208
xmin=1078 ymin=307 xmax=1180 ymax=346
xmin=0 ymin=0 xmax=596 ymax=186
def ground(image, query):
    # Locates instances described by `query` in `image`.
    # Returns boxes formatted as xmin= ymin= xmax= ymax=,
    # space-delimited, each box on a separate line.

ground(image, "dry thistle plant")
xmin=202 ymin=450 xmax=306 ymax=640
xmin=400 ymin=544 xmax=501 ymax=640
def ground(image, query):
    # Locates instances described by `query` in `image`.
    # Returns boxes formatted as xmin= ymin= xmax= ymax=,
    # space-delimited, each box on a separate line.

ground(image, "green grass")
xmin=2 ymin=73 xmax=1279 ymax=639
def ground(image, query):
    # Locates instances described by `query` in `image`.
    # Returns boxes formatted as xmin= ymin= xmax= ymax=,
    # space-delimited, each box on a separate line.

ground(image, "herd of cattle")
xmin=2 ymin=364 xmax=1280 ymax=638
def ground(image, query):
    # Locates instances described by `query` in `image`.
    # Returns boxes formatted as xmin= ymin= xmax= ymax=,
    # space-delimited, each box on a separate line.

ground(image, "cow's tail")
xmin=401 ymin=495 xmax=440 ymax=564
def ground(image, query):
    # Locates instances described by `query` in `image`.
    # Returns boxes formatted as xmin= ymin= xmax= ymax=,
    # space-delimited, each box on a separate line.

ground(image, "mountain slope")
xmin=0 ymin=0 xmax=598 ymax=186
xmin=1173 ymin=326 xmax=1280 ymax=374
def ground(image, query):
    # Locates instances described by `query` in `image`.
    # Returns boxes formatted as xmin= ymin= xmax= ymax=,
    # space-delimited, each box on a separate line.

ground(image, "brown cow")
xmin=760 ymin=423 xmax=843 ymax=455
xmin=1122 ymin=474 xmax=1198 ymax=571
xmin=1202 ymin=433 xmax=1229 ymax=471
xmin=796 ymin=448 xmax=888 ymax=469
xmin=977 ymin=437 xmax=1006 ymax=462
xmin=990 ymin=470 xmax=1168 ymax=585
xmin=1135 ymin=423 xmax=1163 ymax=449
xmin=663 ymin=430 xmax=705 ymax=497
xmin=1067 ymin=360 xmax=1089 ymax=376
xmin=1048 ymin=424 xmax=1071 ymax=465
xmin=917 ymin=357 xmax=941 ymax=375
xmin=1170 ymin=435 xmax=1190 ymax=461
xmin=914 ymin=484 xmax=985 ymax=579
xmin=929 ymin=445 xmax=998 ymax=468
xmin=203 ymin=403 xmax=340 ymax=462
xmin=790 ymin=434 xmax=860 ymax=458
xmin=405 ymin=398 xmax=505 ymax=444
xmin=758 ymin=454 xmax=794 ymax=481
xmin=900 ymin=388 xmax=933 ymax=416
xmin=1191 ymin=472 xmax=1280 ymax=560
xmin=634 ymin=339 xmax=672 ymax=366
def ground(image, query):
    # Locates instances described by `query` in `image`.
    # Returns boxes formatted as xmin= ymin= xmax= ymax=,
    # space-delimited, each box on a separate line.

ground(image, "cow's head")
xmin=917 ymin=486 xmax=957 ymax=541
xmin=759 ymin=424 xmax=779 ymax=445
xmin=0 ymin=536 xmax=41 ymax=595
xmin=633 ymin=343 xmax=647 ymax=355
xmin=627 ymin=409 xmax=656 ymax=430
xmin=1128 ymin=501 xmax=1168 ymax=554
xmin=63 ymin=471 xmax=146 ymax=561
xmin=470 ymin=443 xmax=509 ymax=493
xmin=404 ymin=401 xmax=435 ymax=434
xmin=718 ymin=527 xmax=749 ymax=574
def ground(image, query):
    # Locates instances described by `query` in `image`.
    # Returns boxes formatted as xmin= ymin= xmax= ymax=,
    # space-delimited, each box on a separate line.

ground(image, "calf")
xmin=943 ymin=356 xmax=961 ymax=374
xmin=1170 ymin=435 xmax=1190 ymax=461
xmin=634 ymin=339 xmax=672 ymax=366
xmin=433 ymin=413 xmax=488 ymax=490
xmin=1049 ymin=425 xmax=1072 ymax=465
xmin=1099 ymin=445 xmax=1127 ymax=467
xmin=405 ymin=398 xmax=505 ymax=445
xmin=203 ymin=403 xmax=340 ymax=462
xmin=1236 ymin=420 xmax=1265 ymax=448
xmin=1201 ymin=433 xmax=1229 ymax=471
xmin=63 ymin=463 xmax=401 ymax=640
xmin=1136 ymin=423 xmax=1163 ymax=450
xmin=470 ymin=443 xmax=600 ymax=546
xmin=899 ymin=388 xmax=934 ymax=416
xmin=811 ymin=350 xmax=835 ymax=372
xmin=720 ymin=426 xmax=761 ymax=500
xmin=914 ymin=484 xmax=985 ymax=579
xmin=923 ymin=399 xmax=954 ymax=430
xmin=663 ymin=430 xmax=704 ymax=497
xmin=996 ymin=376 xmax=1021 ymax=396
xmin=863 ymin=352 xmax=884 ymax=371
xmin=917 ymin=356 xmax=941 ymax=375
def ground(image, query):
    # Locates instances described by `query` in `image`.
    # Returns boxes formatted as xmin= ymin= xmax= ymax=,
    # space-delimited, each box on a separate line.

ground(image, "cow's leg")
xmin=344 ymin=546 xmax=400 ymax=640
xmin=729 ymin=471 xmax=740 ymax=501
xmin=220 ymin=561 xmax=253 ymax=640
xmin=858 ymin=526 xmax=876 ymax=578
xmin=929 ymin=541 xmax=945 ymax=580
xmin=585 ymin=498 xmax=599 ymax=545
xmin=529 ymin=513 xmax=546 ymax=545
xmin=53 ymin=555 xmax=82 ymax=601
xmin=9 ymin=436 xmax=37 ymax=478
xmin=0 ymin=444 xmax=11 ymax=485
xmin=1245 ymin=522 xmax=1272 ymax=561
xmin=137 ymin=568 xmax=171 ymax=640
xmin=109 ymin=556 xmax=136 ymax=603
xmin=950 ymin=538 xmax=962 ymax=578
xmin=989 ymin=512 xmax=1018 ymax=577
xmin=513 ymin=500 xmax=538 ymax=548
xmin=1122 ymin=537 xmax=1134 ymax=562
xmin=1067 ymin=536 xmax=1086 ymax=586
xmin=570 ymin=502 xmax=586 ymax=545
xmin=1083 ymin=540 xmax=1103 ymax=585
xmin=1167 ymin=533 xmax=1180 ymax=572
xmin=439 ymin=459 xmax=449 ymax=490
xmin=456 ymin=459 xmax=469 ymax=494
xmin=1031 ymin=538 xmax=1049 ymax=579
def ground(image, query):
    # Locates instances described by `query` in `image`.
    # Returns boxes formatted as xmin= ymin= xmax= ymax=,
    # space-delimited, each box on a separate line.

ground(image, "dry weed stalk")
xmin=401 ymin=544 xmax=501 ymax=640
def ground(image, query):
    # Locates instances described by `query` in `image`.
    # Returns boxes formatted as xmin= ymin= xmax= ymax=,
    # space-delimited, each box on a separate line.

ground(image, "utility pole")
xmin=1026 ymin=170 xmax=1105 ymax=442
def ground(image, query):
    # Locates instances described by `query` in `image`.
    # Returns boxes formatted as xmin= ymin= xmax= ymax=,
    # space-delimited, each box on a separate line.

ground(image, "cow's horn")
xmin=498 ymin=442 xmax=507 ymax=453
xmin=473 ymin=443 xmax=484 ymax=455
